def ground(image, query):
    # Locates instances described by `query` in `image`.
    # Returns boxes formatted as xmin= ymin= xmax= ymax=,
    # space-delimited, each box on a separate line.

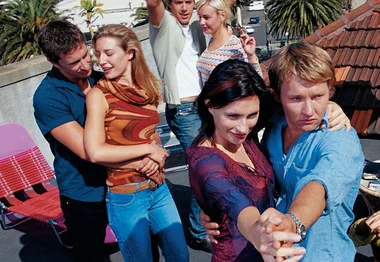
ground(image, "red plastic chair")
xmin=0 ymin=123 xmax=117 ymax=246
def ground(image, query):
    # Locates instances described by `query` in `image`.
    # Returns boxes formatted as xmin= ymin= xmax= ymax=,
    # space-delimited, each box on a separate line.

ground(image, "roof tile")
xmin=368 ymin=12 xmax=380 ymax=28
xmin=352 ymin=68 xmax=363 ymax=82
xmin=370 ymin=68 xmax=380 ymax=86
xmin=357 ymin=48 xmax=371 ymax=66
xmin=363 ymin=31 xmax=376 ymax=47
xmin=372 ymin=49 xmax=380 ymax=66
xmin=337 ymin=48 xmax=350 ymax=66
xmin=340 ymin=31 xmax=352 ymax=48
xmin=335 ymin=67 xmax=345 ymax=82
xmin=318 ymin=19 xmax=345 ymax=37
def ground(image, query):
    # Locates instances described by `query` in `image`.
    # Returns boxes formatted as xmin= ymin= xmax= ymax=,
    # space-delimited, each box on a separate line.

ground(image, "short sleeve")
xmin=33 ymin=86 xmax=75 ymax=135
xmin=191 ymin=153 xmax=254 ymax=224
xmin=292 ymin=129 xmax=364 ymax=213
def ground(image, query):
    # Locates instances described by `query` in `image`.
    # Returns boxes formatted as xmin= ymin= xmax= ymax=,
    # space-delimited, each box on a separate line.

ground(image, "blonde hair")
xmin=93 ymin=24 xmax=161 ymax=106
xmin=196 ymin=0 xmax=232 ymax=26
xmin=268 ymin=41 xmax=336 ymax=99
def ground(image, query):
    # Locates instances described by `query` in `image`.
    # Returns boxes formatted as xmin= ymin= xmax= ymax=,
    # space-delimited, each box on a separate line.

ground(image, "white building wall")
xmin=56 ymin=0 xmax=146 ymax=33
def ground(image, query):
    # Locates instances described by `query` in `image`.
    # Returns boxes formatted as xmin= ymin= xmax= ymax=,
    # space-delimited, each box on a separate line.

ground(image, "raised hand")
xmin=239 ymin=28 xmax=257 ymax=61
xmin=326 ymin=101 xmax=351 ymax=131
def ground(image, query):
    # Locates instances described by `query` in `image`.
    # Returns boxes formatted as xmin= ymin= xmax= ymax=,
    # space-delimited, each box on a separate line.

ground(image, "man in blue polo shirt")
xmin=33 ymin=20 xmax=107 ymax=262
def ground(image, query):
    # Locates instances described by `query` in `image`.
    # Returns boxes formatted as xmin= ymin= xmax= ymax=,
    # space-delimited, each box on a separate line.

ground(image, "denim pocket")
xmin=107 ymin=192 xmax=136 ymax=207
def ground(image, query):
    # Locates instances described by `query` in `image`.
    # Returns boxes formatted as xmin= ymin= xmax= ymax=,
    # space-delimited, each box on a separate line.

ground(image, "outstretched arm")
xmin=84 ymin=88 xmax=167 ymax=168
xmin=146 ymin=0 xmax=166 ymax=26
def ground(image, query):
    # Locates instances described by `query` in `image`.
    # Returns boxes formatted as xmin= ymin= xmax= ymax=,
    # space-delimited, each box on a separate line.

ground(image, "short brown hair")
xmin=38 ymin=20 xmax=85 ymax=64
xmin=268 ymin=41 xmax=336 ymax=99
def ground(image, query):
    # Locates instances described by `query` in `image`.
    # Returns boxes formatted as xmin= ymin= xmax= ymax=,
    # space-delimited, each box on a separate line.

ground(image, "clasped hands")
xmin=201 ymin=208 xmax=306 ymax=262
xmin=135 ymin=141 xmax=168 ymax=185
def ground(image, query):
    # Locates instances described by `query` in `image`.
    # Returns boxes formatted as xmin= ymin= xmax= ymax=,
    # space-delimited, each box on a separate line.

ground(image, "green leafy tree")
xmin=74 ymin=0 xmax=105 ymax=38
xmin=131 ymin=7 xmax=149 ymax=25
xmin=0 ymin=0 xmax=63 ymax=65
xmin=265 ymin=0 xmax=343 ymax=39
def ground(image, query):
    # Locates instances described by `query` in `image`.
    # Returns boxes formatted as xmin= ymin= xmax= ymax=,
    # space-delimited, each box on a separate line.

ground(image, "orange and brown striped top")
xmin=95 ymin=78 xmax=162 ymax=186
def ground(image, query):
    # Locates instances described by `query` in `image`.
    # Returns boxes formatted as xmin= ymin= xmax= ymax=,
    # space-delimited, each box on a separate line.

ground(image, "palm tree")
xmin=131 ymin=7 xmax=149 ymax=26
xmin=74 ymin=0 xmax=105 ymax=38
xmin=0 ymin=0 xmax=63 ymax=65
xmin=265 ymin=0 xmax=343 ymax=39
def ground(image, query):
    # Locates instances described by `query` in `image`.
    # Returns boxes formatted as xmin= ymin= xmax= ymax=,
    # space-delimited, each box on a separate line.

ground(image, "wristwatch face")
xmin=300 ymin=225 xmax=306 ymax=240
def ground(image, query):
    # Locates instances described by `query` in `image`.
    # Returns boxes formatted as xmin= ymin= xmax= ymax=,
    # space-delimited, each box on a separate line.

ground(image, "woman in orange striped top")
xmin=83 ymin=24 xmax=189 ymax=262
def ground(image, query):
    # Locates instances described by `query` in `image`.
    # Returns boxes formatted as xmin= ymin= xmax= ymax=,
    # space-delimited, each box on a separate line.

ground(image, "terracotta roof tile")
xmin=368 ymin=12 xmax=380 ymax=28
xmin=357 ymin=48 xmax=371 ymax=66
xmin=372 ymin=49 xmax=380 ymax=66
xmin=352 ymin=68 xmax=364 ymax=82
xmin=318 ymin=19 xmax=346 ymax=37
xmin=335 ymin=67 xmax=346 ymax=82
xmin=342 ymin=66 xmax=351 ymax=81
xmin=360 ymin=67 xmax=372 ymax=82
xmin=346 ymin=31 xmax=358 ymax=47
xmin=348 ymin=49 xmax=360 ymax=65
xmin=341 ymin=49 xmax=354 ymax=66
xmin=363 ymin=31 xmax=376 ymax=47
xmin=336 ymin=48 xmax=350 ymax=66
xmin=340 ymin=31 xmax=352 ymax=48
xmin=370 ymin=68 xmax=380 ymax=86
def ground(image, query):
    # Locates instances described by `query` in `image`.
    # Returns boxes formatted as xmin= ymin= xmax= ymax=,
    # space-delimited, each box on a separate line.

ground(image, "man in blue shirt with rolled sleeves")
xmin=261 ymin=42 xmax=364 ymax=261
xmin=33 ymin=20 xmax=107 ymax=262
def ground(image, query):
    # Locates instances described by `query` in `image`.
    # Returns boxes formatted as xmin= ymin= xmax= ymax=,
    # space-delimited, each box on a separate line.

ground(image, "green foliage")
xmin=265 ymin=0 xmax=343 ymax=39
xmin=131 ymin=0 xmax=169 ymax=27
xmin=0 ymin=0 xmax=63 ymax=65
xmin=131 ymin=7 xmax=148 ymax=22
xmin=74 ymin=0 xmax=105 ymax=38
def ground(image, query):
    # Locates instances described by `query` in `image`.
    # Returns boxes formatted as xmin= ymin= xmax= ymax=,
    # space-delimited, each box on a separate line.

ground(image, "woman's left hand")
xmin=254 ymin=217 xmax=306 ymax=262
xmin=136 ymin=157 xmax=160 ymax=176
xmin=239 ymin=29 xmax=257 ymax=60
xmin=326 ymin=101 xmax=351 ymax=131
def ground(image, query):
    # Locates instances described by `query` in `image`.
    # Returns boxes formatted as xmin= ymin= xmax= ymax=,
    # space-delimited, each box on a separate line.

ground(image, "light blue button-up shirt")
xmin=263 ymin=111 xmax=364 ymax=262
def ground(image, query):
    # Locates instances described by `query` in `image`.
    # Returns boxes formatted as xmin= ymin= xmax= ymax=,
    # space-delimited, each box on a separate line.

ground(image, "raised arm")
xmin=146 ymin=0 xmax=166 ymax=26
xmin=84 ymin=88 xmax=167 ymax=167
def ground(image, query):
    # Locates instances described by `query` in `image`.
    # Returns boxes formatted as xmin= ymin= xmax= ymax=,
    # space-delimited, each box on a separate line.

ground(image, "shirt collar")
xmin=49 ymin=67 xmax=100 ymax=96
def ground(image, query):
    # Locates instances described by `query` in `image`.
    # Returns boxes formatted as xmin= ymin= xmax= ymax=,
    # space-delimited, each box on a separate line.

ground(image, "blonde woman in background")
xmin=196 ymin=0 xmax=262 ymax=85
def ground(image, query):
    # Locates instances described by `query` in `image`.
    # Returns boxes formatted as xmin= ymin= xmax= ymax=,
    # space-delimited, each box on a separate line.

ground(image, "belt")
xmin=109 ymin=180 xmax=157 ymax=194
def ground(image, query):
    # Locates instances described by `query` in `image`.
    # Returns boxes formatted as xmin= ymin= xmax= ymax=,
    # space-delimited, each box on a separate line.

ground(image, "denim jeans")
xmin=106 ymin=182 xmax=189 ymax=262
xmin=165 ymin=102 xmax=207 ymax=240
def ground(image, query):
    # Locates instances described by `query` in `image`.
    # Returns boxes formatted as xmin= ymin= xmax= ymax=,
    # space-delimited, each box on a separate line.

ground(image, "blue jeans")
xmin=106 ymin=182 xmax=189 ymax=262
xmin=165 ymin=102 xmax=207 ymax=240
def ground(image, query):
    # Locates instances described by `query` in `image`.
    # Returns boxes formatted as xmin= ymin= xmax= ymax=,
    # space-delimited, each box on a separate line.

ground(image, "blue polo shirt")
xmin=33 ymin=67 xmax=107 ymax=202
xmin=263 ymin=110 xmax=364 ymax=262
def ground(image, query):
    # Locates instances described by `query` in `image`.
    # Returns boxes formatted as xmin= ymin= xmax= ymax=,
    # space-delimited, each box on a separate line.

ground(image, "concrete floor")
xmin=0 ymin=138 xmax=379 ymax=262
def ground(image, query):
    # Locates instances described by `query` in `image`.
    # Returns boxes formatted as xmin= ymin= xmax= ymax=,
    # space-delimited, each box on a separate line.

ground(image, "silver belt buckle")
xmin=148 ymin=180 xmax=157 ymax=191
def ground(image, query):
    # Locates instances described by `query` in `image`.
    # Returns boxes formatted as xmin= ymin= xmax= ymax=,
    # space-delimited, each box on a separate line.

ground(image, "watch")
xmin=287 ymin=213 xmax=306 ymax=242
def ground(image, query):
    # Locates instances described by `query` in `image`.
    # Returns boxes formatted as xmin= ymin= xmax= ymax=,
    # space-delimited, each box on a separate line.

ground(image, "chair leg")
xmin=49 ymin=219 xmax=72 ymax=249
xmin=0 ymin=208 xmax=31 ymax=230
